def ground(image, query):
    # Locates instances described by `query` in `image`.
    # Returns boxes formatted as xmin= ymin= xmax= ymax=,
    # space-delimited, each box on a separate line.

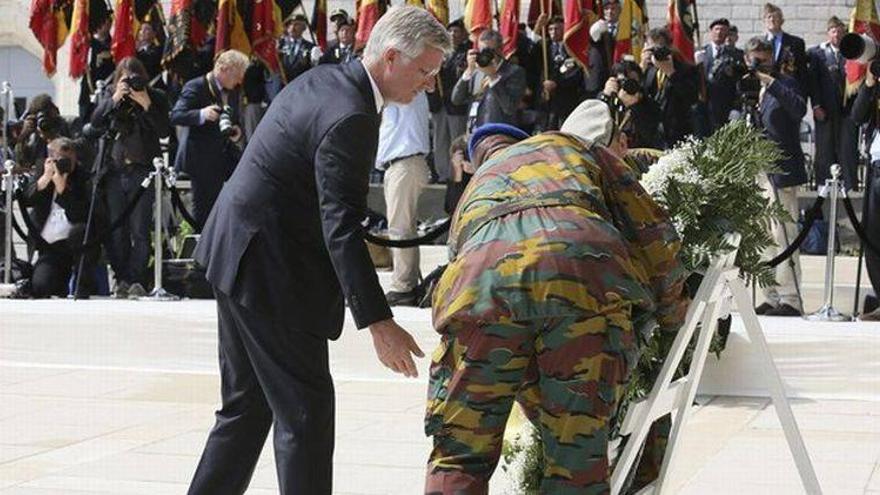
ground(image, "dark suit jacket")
xmin=194 ymin=61 xmax=391 ymax=338
xmin=644 ymin=58 xmax=699 ymax=147
xmin=279 ymin=36 xmax=315 ymax=83
xmin=533 ymin=40 xmax=585 ymax=120
xmin=427 ymin=41 xmax=471 ymax=115
xmin=585 ymin=32 xmax=613 ymax=98
xmin=169 ymin=75 xmax=242 ymax=179
xmin=702 ymin=43 xmax=740 ymax=130
xmin=760 ymin=74 xmax=808 ymax=188
xmin=451 ymin=60 xmax=527 ymax=130
xmin=807 ymin=43 xmax=848 ymax=118
xmin=770 ymin=32 xmax=809 ymax=94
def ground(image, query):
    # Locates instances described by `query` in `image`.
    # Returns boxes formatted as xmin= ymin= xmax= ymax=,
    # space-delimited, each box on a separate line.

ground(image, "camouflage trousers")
xmin=424 ymin=308 xmax=638 ymax=495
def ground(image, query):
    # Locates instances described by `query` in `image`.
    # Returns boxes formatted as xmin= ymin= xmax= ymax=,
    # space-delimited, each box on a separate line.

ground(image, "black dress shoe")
xmin=385 ymin=289 xmax=422 ymax=307
xmin=765 ymin=303 xmax=802 ymax=317
xmin=755 ymin=302 xmax=775 ymax=315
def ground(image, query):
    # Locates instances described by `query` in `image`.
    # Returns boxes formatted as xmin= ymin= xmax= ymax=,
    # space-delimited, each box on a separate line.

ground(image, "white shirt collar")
xmin=361 ymin=60 xmax=384 ymax=113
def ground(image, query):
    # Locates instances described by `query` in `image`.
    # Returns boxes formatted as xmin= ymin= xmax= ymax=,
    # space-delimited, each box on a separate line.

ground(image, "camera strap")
xmin=205 ymin=74 xmax=226 ymax=107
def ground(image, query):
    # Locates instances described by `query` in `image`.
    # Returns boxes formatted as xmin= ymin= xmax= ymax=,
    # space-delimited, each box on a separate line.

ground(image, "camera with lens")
xmin=737 ymin=59 xmax=764 ymax=111
xmin=840 ymin=32 xmax=880 ymax=79
xmin=218 ymin=105 xmax=235 ymax=137
xmin=54 ymin=157 xmax=73 ymax=175
xmin=619 ymin=77 xmax=641 ymax=95
xmin=35 ymin=111 xmax=60 ymax=135
xmin=475 ymin=47 xmax=497 ymax=68
xmin=122 ymin=74 xmax=147 ymax=92
xmin=651 ymin=45 xmax=672 ymax=62
xmin=710 ymin=46 xmax=749 ymax=82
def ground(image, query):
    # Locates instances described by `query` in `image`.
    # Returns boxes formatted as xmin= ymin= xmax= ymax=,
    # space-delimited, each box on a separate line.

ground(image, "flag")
xmin=356 ymin=0 xmax=387 ymax=51
xmin=69 ymin=0 xmax=90 ymax=78
xmin=250 ymin=0 xmax=283 ymax=73
xmin=407 ymin=0 xmax=425 ymax=7
xmin=563 ymin=0 xmax=595 ymax=68
xmin=427 ymin=0 xmax=448 ymax=25
xmin=112 ymin=0 xmax=137 ymax=62
xmin=162 ymin=0 xmax=215 ymax=71
xmin=527 ymin=0 xmax=559 ymax=28
xmin=216 ymin=0 xmax=252 ymax=56
xmin=667 ymin=0 xmax=695 ymax=62
xmin=464 ymin=0 xmax=492 ymax=41
xmin=134 ymin=0 xmax=167 ymax=47
xmin=275 ymin=0 xmax=300 ymax=22
xmin=311 ymin=0 xmax=327 ymax=50
xmin=614 ymin=0 xmax=647 ymax=63
xmin=499 ymin=0 xmax=518 ymax=59
xmin=846 ymin=0 xmax=880 ymax=96
xmin=30 ymin=0 xmax=73 ymax=76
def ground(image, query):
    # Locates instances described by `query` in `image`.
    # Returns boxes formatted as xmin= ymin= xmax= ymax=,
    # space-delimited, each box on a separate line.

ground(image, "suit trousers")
xmin=431 ymin=110 xmax=468 ymax=183
xmin=759 ymin=175 xmax=803 ymax=309
xmin=104 ymin=166 xmax=154 ymax=286
xmin=383 ymin=155 xmax=430 ymax=293
xmin=814 ymin=115 xmax=859 ymax=190
xmin=188 ymin=290 xmax=335 ymax=495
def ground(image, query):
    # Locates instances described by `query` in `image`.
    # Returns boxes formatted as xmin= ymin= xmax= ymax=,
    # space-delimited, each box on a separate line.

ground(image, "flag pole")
xmin=297 ymin=3 xmax=319 ymax=46
xmin=692 ymin=0 xmax=701 ymax=49
xmin=540 ymin=0 xmax=550 ymax=101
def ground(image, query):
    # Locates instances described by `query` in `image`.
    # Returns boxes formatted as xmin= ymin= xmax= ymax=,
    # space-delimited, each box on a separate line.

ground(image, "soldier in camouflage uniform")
xmin=424 ymin=102 xmax=688 ymax=494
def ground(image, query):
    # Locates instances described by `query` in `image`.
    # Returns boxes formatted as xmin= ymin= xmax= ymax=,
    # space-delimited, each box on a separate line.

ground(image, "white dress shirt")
xmin=375 ymin=92 xmax=431 ymax=169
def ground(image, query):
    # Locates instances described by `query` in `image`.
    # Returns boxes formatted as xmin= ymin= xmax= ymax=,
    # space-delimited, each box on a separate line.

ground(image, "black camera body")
xmin=476 ymin=47 xmax=497 ymax=68
xmin=122 ymin=74 xmax=147 ymax=92
xmin=54 ymin=157 xmax=73 ymax=175
xmin=651 ymin=45 xmax=672 ymax=62
xmin=619 ymin=77 xmax=641 ymax=95
xmin=35 ymin=111 xmax=61 ymax=135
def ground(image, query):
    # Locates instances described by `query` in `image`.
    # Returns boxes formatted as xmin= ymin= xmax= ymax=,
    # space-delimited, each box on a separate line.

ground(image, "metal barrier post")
xmin=2 ymin=160 xmax=13 ymax=287
xmin=140 ymin=156 xmax=177 ymax=301
xmin=806 ymin=164 xmax=849 ymax=322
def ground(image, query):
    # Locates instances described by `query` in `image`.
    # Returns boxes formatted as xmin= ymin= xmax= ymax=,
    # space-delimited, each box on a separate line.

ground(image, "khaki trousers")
xmin=760 ymin=175 xmax=803 ymax=309
xmin=383 ymin=155 xmax=430 ymax=292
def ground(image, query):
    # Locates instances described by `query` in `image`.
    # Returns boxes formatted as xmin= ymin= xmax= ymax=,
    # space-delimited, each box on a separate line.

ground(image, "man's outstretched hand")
xmin=369 ymin=319 xmax=425 ymax=378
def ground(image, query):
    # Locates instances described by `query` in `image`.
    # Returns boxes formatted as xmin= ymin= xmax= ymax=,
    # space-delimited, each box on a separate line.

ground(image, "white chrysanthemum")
xmin=640 ymin=141 xmax=704 ymax=197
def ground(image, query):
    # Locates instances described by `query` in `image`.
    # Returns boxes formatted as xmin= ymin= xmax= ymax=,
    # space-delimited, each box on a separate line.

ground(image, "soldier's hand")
xmin=542 ymin=80 xmax=557 ymax=93
xmin=369 ymin=319 xmax=424 ymax=378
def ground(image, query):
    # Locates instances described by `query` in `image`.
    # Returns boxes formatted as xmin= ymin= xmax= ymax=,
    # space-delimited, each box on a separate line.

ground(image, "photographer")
xmin=744 ymin=37 xmax=808 ymax=317
xmin=850 ymin=54 xmax=880 ymax=320
xmin=91 ymin=56 xmax=170 ymax=298
xmin=19 ymin=138 xmax=96 ymax=298
xmin=14 ymin=94 xmax=70 ymax=174
xmin=600 ymin=60 xmax=662 ymax=149
xmin=640 ymin=27 xmax=699 ymax=148
xmin=698 ymin=18 xmax=742 ymax=132
xmin=452 ymin=29 xmax=527 ymax=133
xmin=171 ymin=49 xmax=247 ymax=231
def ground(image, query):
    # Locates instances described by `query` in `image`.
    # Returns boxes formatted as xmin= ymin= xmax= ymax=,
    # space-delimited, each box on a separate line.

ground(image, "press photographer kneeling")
xmin=91 ymin=57 xmax=170 ymax=298
xmin=19 ymin=138 xmax=96 ymax=298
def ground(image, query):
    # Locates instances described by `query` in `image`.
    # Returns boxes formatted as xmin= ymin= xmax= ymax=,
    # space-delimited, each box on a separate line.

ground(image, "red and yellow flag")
xmin=30 ymin=0 xmax=73 ymax=76
xmin=499 ymin=0 xmax=519 ymax=58
xmin=250 ymin=0 xmax=283 ymax=72
xmin=356 ymin=0 xmax=387 ymax=51
xmin=614 ymin=0 xmax=647 ymax=63
xmin=846 ymin=0 xmax=880 ymax=96
xmin=69 ymin=0 xmax=89 ymax=78
xmin=311 ymin=0 xmax=327 ymax=50
xmin=563 ymin=0 xmax=595 ymax=68
xmin=427 ymin=0 xmax=449 ymax=26
xmin=666 ymin=0 xmax=694 ymax=63
xmin=464 ymin=0 xmax=492 ymax=41
xmin=112 ymin=0 xmax=137 ymax=62
xmin=216 ymin=0 xmax=252 ymax=56
xmin=527 ymin=0 xmax=559 ymax=28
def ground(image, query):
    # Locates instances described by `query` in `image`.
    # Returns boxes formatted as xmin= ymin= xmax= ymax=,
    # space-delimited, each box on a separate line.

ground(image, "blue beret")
xmin=468 ymin=123 xmax=529 ymax=161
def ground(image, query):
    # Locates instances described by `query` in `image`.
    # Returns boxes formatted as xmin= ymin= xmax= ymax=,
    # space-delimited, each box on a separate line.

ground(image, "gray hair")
xmin=362 ymin=6 xmax=452 ymax=65
xmin=478 ymin=30 xmax=503 ymax=55
xmin=214 ymin=49 xmax=250 ymax=74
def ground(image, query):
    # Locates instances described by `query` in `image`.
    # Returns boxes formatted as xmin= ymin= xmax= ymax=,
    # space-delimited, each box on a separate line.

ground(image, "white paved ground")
xmin=0 ymin=251 xmax=878 ymax=494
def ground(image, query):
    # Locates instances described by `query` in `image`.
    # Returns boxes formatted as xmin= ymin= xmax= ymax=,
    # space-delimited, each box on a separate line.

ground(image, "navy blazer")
xmin=771 ymin=32 xmax=809 ymax=94
xmin=194 ymin=61 xmax=391 ymax=338
xmin=760 ymin=74 xmax=808 ymax=188
xmin=807 ymin=43 xmax=847 ymax=117
xmin=170 ymin=75 xmax=242 ymax=178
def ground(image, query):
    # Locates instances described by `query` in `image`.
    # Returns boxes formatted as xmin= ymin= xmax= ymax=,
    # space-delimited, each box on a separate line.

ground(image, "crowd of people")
xmin=0 ymin=1 xmax=877 ymax=321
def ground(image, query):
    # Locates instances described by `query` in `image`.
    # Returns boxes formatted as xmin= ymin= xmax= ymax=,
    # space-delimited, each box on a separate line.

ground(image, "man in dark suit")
xmin=278 ymin=14 xmax=317 ymax=84
xmin=170 ymin=49 xmax=247 ymax=231
xmin=532 ymin=16 xmax=585 ymax=130
xmin=747 ymin=37 xmax=808 ymax=317
xmin=763 ymin=3 xmax=809 ymax=95
xmin=585 ymin=0 xmax=619 ymax=99
xmin=319 ymin=20 xmax=358 ymax=64
xmin=698 ymin=18 xmax=741 ymax=132
xmin=808 ymin=17 xmax=859 ymax=190
xmin=641 ymin=27 xmax=699 ymax=148
xmin=427 ymin=18 xmax=471 ymax=183
xmin=452 ymin=29 xmax=527 ymax=133
xmin=186 ymin=7 xmax=451 ymax=494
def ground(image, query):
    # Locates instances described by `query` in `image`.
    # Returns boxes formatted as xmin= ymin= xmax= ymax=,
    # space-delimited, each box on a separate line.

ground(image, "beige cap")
xmin=560 ymin=99 xmax=615 ymax=147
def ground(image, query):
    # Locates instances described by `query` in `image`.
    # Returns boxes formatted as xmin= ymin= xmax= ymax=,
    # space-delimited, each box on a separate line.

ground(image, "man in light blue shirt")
xmin=375 ymin=92 xmax=432 ymax=306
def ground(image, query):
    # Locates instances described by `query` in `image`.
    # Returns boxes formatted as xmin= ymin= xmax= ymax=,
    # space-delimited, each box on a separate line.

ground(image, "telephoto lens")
xmin=218 ymin=106 xmax=235 ymax=137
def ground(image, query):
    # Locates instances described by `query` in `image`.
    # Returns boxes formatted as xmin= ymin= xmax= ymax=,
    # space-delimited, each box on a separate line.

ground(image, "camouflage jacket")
xmin=432 ymin=132 xmax=688 ymax=340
